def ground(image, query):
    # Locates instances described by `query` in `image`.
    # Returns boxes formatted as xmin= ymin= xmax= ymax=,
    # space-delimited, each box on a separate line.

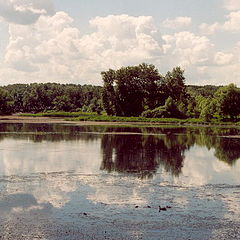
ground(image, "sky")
xmin=0 ymin=0 xmax=240 ymax=86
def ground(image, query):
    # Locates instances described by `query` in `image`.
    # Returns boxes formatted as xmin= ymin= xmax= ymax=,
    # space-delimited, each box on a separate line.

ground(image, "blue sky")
xmin=0 ymin=0 xmax=240 ymax=86
xmin=53 ymin=0 xmax=224 ymax=35
xmin=54 ymin=0 xmax=222 ymax=23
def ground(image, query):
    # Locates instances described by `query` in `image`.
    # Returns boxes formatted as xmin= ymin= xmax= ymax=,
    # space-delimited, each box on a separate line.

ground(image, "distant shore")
xmin=0 ymin=115 xmax=168 ymax=126
xmin=0 ymin=114 xmax=240 ymax=128
xmin=0 ymin=115 xmax=68 ymax=124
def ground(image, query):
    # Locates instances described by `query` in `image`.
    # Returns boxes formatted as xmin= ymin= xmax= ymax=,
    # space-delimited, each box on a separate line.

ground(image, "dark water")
xmin=0 ymin=123 xmax=239 ymax=240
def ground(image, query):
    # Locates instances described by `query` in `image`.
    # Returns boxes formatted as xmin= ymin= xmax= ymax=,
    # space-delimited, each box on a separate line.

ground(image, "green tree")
xmin=102 ymin=63 xmax=162 ymax=117
xmin=0 ymin=88 xmax=12 ymax=114
xmin=214 ymin=84 xmax=240 ymax=120
xmin=22 ymin=84 xmax=45 ymax=112
xmin=17 ymin=83 xmax=102 ymax=113
xmin=115 ymin=65 xmax=147 ymax=116
xmin=162 ymin=67 xmax=188 ymax=102
xmin=53 ymin=95 xmax=74 ymax=111
xmin=101 ymin=69 xmax=118 ymax=115
xmin=187 ymin=85 xmax=220 ymax=98
xmin=141 ymin=96 xmax=186 ymax=119
xmin=199 ymin=98 xmax=217 ymax=121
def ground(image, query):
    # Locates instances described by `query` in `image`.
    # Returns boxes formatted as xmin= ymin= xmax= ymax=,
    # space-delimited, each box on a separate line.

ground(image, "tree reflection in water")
xmin=100 ymin=130 xmax=192 ymax=178
xmin=0 ymin=123 xmax=240 ymax=177
xmin=194 ymin=127 xmax=240 ymax=166
xmin=214 ymin=138 xmax=240 ymax=165
xmin=100 ymin=127 xmax=240 ymax=178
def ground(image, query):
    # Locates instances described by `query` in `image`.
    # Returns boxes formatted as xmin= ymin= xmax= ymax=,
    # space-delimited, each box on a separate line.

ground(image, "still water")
xmin=0 ymin=123 xmax=239 ymax=240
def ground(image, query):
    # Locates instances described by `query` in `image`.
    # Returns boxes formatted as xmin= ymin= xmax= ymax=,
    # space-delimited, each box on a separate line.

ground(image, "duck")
xmin=159 ymin=206 xmax=167 ymax=212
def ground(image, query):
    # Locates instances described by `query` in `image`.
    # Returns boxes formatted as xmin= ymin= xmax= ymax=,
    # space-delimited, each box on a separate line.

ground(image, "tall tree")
xmin=101 ymin=63 xmax=162 ymax=117
xmin=101 ymin=69 xmax=118 ymax=115
xmin=162 ymin=67 xmax=188 ymax=102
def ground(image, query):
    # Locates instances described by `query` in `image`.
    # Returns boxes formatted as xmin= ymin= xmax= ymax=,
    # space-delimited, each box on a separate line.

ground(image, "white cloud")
xmin=200 ymin=10 xmax=240 ymax=34
xmin=214 ymin=52 xmax=234 ymax=65
xmin=0 ymin=0 xmax=54 ymax=25
xmin=199 ymin=22 xmax=221 ymax=35
xmin=182 ymin=146 xmax=240 ymax=186
xmin=161 ymin=32 xmax=217 ymax=85
xmin=87 ymin=14 xmax=164 ymax=67
xmin=192 ymin=42 xmax=240 ymax=85
xmin=223 ymin=10 xmax=240 ymax=32
xmin=1 ymin=13 xmax=165 ymax=84
xmin=162 ymin=17 xmax=192 ymax=30
xmin=0 ymin=5 xmax=240 ymax=86
xmin=0 ymin=138 xmax=102 ymax=207
xmin=162 ymin=32 xmax=214 ymax=67
xmin=224 ymin=0 xmax=240 ymax=11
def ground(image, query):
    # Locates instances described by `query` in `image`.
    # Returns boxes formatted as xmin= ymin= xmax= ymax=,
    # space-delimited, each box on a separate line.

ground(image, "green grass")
xmin=67 ymin=115 xmax=210 ymax=124
xmin=18 ymin=111 xmax=240 ymax=126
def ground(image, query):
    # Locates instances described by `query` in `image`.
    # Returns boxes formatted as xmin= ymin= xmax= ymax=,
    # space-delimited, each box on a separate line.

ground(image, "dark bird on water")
xmin=159 ymin=206 xmax=167 ymax=212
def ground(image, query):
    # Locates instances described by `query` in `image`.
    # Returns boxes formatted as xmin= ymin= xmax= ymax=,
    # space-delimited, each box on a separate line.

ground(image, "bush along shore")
xmin=19 ymin=111 xmax=240 ymax=127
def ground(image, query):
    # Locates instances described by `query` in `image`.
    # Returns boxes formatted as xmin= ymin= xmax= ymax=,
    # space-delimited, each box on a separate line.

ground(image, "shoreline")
xmin=0 ymin=115 xmax=240 ymax=128
xmin=0 ymin=115 xmax=163 ymax=126
xmin=0 ymin=115 xmax=68 ymax=124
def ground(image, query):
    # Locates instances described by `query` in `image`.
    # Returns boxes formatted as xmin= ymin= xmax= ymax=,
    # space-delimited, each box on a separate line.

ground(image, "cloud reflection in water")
xmin=0 ymin=124 xmax=240 ymax=239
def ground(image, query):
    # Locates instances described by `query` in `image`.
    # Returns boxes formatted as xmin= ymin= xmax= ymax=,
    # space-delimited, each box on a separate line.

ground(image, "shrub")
xmin=141 ymin=110 xmax=153 ymax=118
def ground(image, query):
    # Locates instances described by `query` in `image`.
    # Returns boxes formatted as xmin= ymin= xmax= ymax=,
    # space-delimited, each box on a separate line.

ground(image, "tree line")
xmin=0 ymin=83 xmax=103 ymax=114
xmin=102 ymin=63 xmax=240 ymax=121
xmin=0 ymin=63 xmax=240 ymax=121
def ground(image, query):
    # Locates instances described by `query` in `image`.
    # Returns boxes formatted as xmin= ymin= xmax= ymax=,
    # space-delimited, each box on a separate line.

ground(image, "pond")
xmin=0 ymin=122 xmax=239 ymax=240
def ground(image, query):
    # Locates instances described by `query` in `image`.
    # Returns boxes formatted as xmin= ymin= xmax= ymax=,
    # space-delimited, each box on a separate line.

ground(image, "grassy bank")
xmin=19 ymin=111 xmax=240 ymax=126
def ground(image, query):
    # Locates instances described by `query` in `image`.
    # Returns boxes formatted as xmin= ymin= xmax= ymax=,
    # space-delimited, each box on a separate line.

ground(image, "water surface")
xmin=0 ymin=123 xmax=239 ymax=239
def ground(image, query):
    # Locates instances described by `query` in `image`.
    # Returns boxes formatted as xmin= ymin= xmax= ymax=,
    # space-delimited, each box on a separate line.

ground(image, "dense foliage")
xmin=102 ymin=63 xmax=163 ymax=117
xmin=102 ymin=64 xmax=188 ymax=117
xmin=0 ymin=83 xmax=103 ymax=114
xmin=102 ymin=64 xmax=240 ymax=121
xmin=1 ymin=63 xmax=240 ymax=121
